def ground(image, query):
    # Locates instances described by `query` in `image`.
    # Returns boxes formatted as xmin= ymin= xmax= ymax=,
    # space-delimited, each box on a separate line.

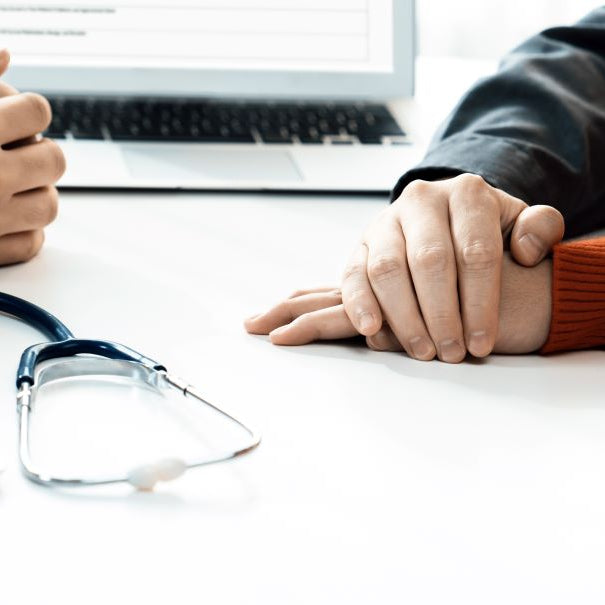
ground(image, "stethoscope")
xmin=0 ymin=291 xmax=260 ymax=490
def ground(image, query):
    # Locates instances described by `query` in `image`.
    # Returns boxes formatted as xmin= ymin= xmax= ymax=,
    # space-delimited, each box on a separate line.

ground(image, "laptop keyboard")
xmin=43 ymin=97 xmax=407 ymax=145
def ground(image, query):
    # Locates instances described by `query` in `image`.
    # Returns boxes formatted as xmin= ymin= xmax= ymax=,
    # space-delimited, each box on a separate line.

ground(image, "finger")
xmin=0 ymin=187 xmax=59 ymax=237
xmin=245 ymin=290 xmax=342 ymax=335
xmin=0 ymin=79 xmax=38 ymax=147
xmin=0 ymin=230 xmax=44 ymax=265
xmin=492 ymin=188 xmax=528 ymax=237
xmin=510 ymin=205 xmax=565 ymax=266
xmin=449 ymin=181 xmax=503 ymax=357
xmin=402 ymin=189 xmax=466 ymax=363
xmin=366 ymin=325 xmax=405 ymax=352
xmin=288 ymin=286 xmax=340 ymax=299
xmin=269 ymin=304 xmax=358 ymax=345
xmin=365 ymin=218 xmax=436 ymax=360
xmin=0 ymin=74 xmax=38 ymax=146
xmin=1 ymin=138 xmax=66 ymax=193
xmin=0 ymin=92 xmax=52 ymax=145
xmin=0 ymin=81 xmax=17 ymax=97
xmin=0 ymin=49 xmax=9 ymax=77
xmin=341 ymin=243 xmax=382 ymax=336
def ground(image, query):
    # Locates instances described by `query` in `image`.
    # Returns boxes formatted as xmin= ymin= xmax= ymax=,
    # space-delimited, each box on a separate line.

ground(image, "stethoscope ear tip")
xmin=127 ymin=457 xmax=187 ymax=491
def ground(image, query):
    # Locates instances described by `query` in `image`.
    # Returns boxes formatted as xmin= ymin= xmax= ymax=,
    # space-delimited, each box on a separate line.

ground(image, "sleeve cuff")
xmin=541 ymin=237 xmax=605 ymax=354
xmin=391 ymin=133 xmax=549 ymax=203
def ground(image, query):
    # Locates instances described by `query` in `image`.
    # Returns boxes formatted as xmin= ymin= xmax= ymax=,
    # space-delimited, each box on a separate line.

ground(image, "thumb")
xmin=0 ymin=49 xmax=9 ymax=76
xmin=510 ymin=204 xmax=565 ymax=266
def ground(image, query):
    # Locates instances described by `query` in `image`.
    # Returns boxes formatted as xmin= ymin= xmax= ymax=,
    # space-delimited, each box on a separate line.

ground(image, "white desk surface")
xmin=1 ymin=59 xmax=605 ymax=605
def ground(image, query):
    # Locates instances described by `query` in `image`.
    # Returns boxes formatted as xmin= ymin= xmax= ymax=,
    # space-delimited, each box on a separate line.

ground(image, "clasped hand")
xmin=0 ymin=49 xmax=65 ymax=265
xmin=246 ymin=174 xmax=564 ymax=361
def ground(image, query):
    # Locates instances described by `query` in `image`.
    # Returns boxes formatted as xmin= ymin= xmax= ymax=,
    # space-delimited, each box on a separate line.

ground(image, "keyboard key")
xmin=298 ymin=136 xmax=323 ymax=144
xmin=357 ymin=135 xmax=383 ymax=145
xmin=261 ymin=133 xmax=293 ymax=144
xmin=71 ymin=127 xmax=104 ymax=140
xmin=44 ymin=131 xmax=66 ymax=139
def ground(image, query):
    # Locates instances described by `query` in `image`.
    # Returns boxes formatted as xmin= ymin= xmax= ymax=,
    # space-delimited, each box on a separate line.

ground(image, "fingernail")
xmin=438 ymin=339 xmax=465 ymax=363
xmin=370 ymin=329 xmax=392 ymax=350
xmin=245 ymin=314 xmax=260 ymax=322
xmin=409 ymin=336 xmax=434 ymax=359
xmin=518 ymin=233 xmax=544 ymax=264
xmin=358 ymin=312 xmax=376 ymax=334
xmin=270 ymin=326 xmax=287 ymax=338
xmin=469 ymin=330 xmax=490 ymax=357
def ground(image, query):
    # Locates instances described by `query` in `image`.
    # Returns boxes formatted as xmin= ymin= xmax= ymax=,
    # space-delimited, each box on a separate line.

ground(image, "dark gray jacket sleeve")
xmin=392 ymin=8 xmax=605 ymax=238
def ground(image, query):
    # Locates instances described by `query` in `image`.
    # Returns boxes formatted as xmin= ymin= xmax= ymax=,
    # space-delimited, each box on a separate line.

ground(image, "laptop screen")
xmin=1 ymin=0 xmax=393 ymax=74
xmin=2 ymin=0 xmax=413 ymax=99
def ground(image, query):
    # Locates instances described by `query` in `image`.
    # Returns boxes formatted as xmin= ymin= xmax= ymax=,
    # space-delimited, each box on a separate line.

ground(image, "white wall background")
xmin=416 ymin=1 xmax=601 ymax=58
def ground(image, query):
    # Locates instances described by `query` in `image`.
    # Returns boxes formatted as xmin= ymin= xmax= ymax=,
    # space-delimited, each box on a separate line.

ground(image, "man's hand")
xmin=244 ymin=253 xmax=552 ymax=356
xmin=340 ymin=174 xmax=563 ymax=362
xmin=0 ymin=49 xmax=65 ymax=264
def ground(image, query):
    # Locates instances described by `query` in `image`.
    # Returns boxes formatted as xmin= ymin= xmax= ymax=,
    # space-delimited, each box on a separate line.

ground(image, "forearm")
xmin=394 ymin=8 xmax=605 ymax=238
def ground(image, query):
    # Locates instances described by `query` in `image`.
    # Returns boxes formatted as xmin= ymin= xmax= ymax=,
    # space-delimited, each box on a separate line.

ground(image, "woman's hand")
xmin=0 ymin=49 xmax=65 ymax=264
xmin=245 ymin=253 xmax=552 ymax=357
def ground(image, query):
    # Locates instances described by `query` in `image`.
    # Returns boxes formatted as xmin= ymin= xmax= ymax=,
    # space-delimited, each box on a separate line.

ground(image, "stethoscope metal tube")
xmin=1 ymin=292 xmax=261 ymax=490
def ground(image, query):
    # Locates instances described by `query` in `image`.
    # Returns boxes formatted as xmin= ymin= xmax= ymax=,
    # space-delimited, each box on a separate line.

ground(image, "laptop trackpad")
xmin=122 ymin=145 xmax=302 ymax=183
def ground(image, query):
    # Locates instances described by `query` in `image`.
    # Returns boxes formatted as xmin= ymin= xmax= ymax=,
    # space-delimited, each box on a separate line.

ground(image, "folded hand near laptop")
xmin=246 ymin=175 xmax=564 ymax=361
xmin=0 ymin=49 xmax=65 ymax=265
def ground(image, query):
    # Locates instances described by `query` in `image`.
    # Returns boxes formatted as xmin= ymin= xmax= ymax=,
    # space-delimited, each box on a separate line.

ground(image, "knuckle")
xmin=26 ymin=231 xmax=44 ymax=260
xmin=16 ymin=230 xmax=44 ymax=262
xmin=21 ymin=187 xmax=59 ymax=227
xmin=411 ymin=244 xmax=449 ymax=274
xmin=342 ymin=262 xmax=365 ymax=283
xmin=460 ymin=240 xmax=500 ymax=271
xmin=374 ymin=206 xmax=393 ymax=222
xmin=275 ymin=300 xmax=294 ymax=319
xmin=367 ymin=254 xmax=404 ymax=283
xmin=464 ymin=300 xmax=493 ymax=320
xmin=403 ymin=179 xmax=432 ymax=198
xmin=0 ymin=82 xmax=17 ymax=97
xmin=344 ymin=288 xmax=367 ymax=307
xmin=45 ymin=139 xmax=67 ymax=180
xmin=454 ymin=173 xmax=488 ymax=193
xmin=426 ymin=310 xmax=456 ymax=325
xmin=47 ymin=187 xmax=59 ymax=222
xmin=23 ymin=92 xmax=52 ymax=130
xmin=38 ymin=186 xmax=59 ymax=224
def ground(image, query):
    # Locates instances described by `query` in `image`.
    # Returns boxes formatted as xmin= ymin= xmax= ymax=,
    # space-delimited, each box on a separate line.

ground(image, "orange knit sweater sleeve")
xmin=541 ymin=236 xmax=605 ymax=354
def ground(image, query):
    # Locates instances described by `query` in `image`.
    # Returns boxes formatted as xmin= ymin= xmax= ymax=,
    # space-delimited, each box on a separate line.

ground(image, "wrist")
xmin=494 ymin=254 xmax=552 ymax=354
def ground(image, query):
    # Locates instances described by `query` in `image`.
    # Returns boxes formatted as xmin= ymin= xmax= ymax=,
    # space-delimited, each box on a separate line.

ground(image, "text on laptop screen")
xmin=1 ymin=0 xmax=394 ymax=73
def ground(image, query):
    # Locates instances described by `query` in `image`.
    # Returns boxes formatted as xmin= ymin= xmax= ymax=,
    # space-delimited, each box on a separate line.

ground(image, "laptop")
xmin=4 ymin=0 xmax=419 ymax=192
